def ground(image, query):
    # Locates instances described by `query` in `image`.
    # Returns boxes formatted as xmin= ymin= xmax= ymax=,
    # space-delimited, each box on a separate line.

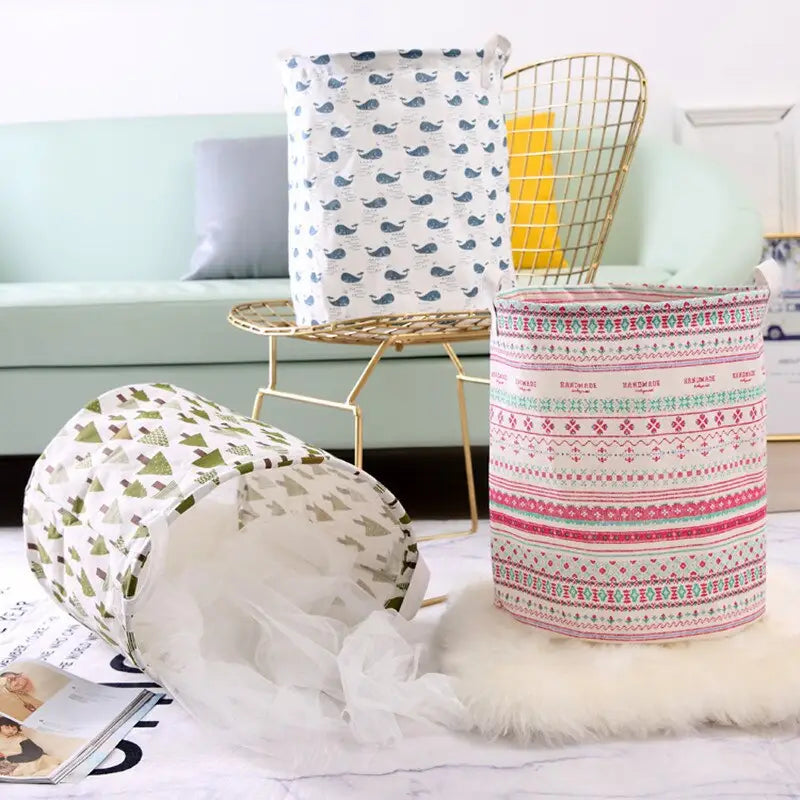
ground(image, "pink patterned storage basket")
xmin=489 ymin=283 xmax=771 ymax=642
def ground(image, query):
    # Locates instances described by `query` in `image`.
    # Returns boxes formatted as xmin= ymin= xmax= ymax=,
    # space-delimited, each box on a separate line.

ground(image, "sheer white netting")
xmin=133 ymin=470 xmax=468 ymax=766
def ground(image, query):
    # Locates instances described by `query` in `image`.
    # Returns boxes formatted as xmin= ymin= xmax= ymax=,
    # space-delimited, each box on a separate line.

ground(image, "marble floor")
xmin=2 ymin=516 xmax=800 ymax=799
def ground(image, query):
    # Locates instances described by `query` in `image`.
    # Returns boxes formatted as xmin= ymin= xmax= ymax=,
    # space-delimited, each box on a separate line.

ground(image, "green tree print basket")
xmin=22 ymin=384 xmax=426 ymax=678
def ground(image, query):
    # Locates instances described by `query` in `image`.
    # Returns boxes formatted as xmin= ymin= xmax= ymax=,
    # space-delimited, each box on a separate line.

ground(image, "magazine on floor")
xmin=0 ymin=658 xmax=162 ymax=784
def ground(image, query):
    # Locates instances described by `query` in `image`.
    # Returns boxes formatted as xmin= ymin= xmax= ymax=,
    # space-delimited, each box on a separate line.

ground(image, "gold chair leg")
xmin=415 ymin=344 xmax=481 ymax=543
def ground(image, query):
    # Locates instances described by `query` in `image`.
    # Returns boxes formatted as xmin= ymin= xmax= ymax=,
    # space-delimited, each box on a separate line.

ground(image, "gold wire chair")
xmin=228 ymin=54 xmax=647 ymax=554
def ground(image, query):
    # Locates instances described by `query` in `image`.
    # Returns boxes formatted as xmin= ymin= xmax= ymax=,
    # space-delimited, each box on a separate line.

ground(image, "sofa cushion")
xmin=186 ymin=136 xmax=290 ymax=280
xmin=0 ymin=265 xmax=666 ymax=370
xmin=0 ymin=279 xmax=490 ymax=368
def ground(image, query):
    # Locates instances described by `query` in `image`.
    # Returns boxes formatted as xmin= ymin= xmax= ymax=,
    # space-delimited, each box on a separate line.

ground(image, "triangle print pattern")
xmin=21 ymin=383 xmax=419 ymax=668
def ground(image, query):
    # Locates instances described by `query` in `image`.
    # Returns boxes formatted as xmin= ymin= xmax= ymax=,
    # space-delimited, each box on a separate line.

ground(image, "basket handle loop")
xmin=754 ymin=259 xmax=782 ymax=298
xmin=480 ymin=34 xmax=511 ymax=89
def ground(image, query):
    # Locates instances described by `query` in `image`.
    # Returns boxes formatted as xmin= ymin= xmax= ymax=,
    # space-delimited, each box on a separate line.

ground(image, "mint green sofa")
xmin=0 ymin=114 xmax=763 ymax=457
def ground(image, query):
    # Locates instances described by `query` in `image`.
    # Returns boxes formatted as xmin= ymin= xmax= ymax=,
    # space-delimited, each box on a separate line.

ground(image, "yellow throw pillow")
xmin=506 ymin=113 xmax=567 ymax=270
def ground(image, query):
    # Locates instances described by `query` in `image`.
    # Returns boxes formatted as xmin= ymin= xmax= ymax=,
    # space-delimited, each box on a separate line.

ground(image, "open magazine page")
xmin=0 ymin=660 xmax=161 ymax=784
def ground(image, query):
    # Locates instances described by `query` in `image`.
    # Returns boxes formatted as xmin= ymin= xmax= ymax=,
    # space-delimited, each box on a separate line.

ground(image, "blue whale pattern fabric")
xmin=280 ymin=36 xmax=513 ymax=325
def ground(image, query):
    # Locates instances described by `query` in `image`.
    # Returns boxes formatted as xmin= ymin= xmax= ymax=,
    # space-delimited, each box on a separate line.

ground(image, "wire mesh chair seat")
xmin=228 ymin=54 xmax=647 ymax=552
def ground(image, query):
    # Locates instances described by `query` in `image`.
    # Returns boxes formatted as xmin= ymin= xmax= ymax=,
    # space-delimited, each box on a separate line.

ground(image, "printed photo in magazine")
xmin=0 ymin=658 xmax=161 ymax=784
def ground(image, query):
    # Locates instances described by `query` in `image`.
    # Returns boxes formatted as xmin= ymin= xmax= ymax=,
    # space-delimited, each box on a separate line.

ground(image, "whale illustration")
xmin=476 ymin=48 xmax=485 ymax=57
xmin=333 ymin=174 xmax=354 ymax=187
xmin=405 ymin=145 xmax=430 ymax=157
xmin=370 ymin=293 xmax=395 ymax=305
xmin=443 ymin=48 xmax=461 ymax=57
xmin=467 ymin=215 xmax=485 ymax=226
xmin=491 ymin=166 xmax=503 ymax=177
xmin=314 ymin=101 xmax=334 ymax=113
xmin=423 ymin=169 xmax=447 ymax=181
xmin=319 ymin=150 xmax=339 ymax=163
xmin=301 ymin=128 xmax=312 ymax=140
xmin=351 ymin=51 xmax=376 ymax=61
xmin=303 ymin=202 xmax=310 ymax=212
xmin=335 ymin=223 xmax=358 ymax=235
xmin=306 ymin=249 xmax=313 ymax=258
xmin=310 ymin=272 xmax=322 ymax=283
xmin=476 ymin=94 xmax=489 ymax=106
xmin=376 ymin=171 xmax=401 ymax=184
xmin=380 ymin=221 xmax=406 ymax=233
xmin=452 ymin=190 xmax=473 ymax=202
xmin=385 ymin=268 xmax=410 ymax=281
xmin=321 ymin=199 xmax=342 ymax=211
xmin=354 ymin=98 xmax=380 ymax=110
xmin=459 ymin=119 xmax=477 ymax=130
xmin=496 ymin=212 xmax=506 ymax=223
xmin=401 ymin=96 xmax=426 ymax=107
xmin=491 ymin=236 xmax=503 ymax=247
xmin=324 ymin=248 xmax=347 ymax=260
xmin=368 ymin=73 xmax=394 ymax=85
xmin=362 ymin=196 xmax=388 ymax=208
xmin=304 ymin=295 xmax=315 ymax=306
xmin=286 ymin=57 xmax=298 ymax=69
xmin=465 ymin=167 xmax=482 ymax=178
xmin=365 ymin=245 xmax=391 ymax=257
xmin=293 ymin=225 xmax=301 ymax=235
xmin=430 ymin=265 xmax=455 ymax=277
xmin=295 ymin=80 xmax=311 ymax=91
xmin=482 ymin=142 xmax=495 ymax=153
xmin=449 ymin=143 xmax=469 ymax=154
xmin=499 ymin=259 xmax=510 ymax=271
xmin=358 ymin=147 xmax=383 ymax=160
xmin=415 ymin=71 xmax=438 ymax=83
xmin=292 ymin=250 xmax=299 ymax=260
xmin=328 ymin=295 xmax=350 ymax=307
xmin=487 ymin=189 xmax=497 ymax=200
xmin=399 ymin=49 xmax=423 ymax=59
xmin=487 ymin=118 xmax=500 ymax=129
xmin=454 ymin=70 xmax=470 ymax=82
xmin=473 ymin=262 xmax=486 ymax=274
xmin=341 ymin=272 xmax=364 ymax=283
xmin=328 ymin=77 xmax=348 ymax=89
xmin=413 ymin=242 xmax=438 ymax=254
xmin=420 ymin=120 xmax=444 ymax=132
xmin=457 ymin=239 xmax=477 ymax=250
xmin=330 ymin=125 xmax=350 ymax=138
xmin=293 ymin=106 xmax=302 ymax=116
xmin=308 ymin=226 xmax=318 ymax=236
xmin=416 ymin=290 xmax=442 ymax=302
xmin=462 ymin=286 xmax=479 ymax=298
xmin=427 ymin=217 xmax=449 ymax=230
xmin=409 ymin=193 xmax=433 ymax=205
xmin=373 ymin=122 xmax=398 ymax=135
xmin=311 ymin=54 xmax=330 ymax=65
xmin=446 ymin=95 xmax=463 ymax=106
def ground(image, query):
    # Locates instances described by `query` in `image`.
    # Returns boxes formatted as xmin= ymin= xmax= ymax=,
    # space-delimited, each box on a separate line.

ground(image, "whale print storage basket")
xmin=489 ymin=283 xmax=771 ymax=642
xmin=22 ymin=383 xmax=426 ymax=667
xmin=280 ymin=36 xmax=514 ymax=326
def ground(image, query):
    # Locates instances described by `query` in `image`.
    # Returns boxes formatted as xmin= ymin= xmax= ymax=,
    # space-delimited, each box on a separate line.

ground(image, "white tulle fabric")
xmin=134 ymin=479 xmax=467 ymax=766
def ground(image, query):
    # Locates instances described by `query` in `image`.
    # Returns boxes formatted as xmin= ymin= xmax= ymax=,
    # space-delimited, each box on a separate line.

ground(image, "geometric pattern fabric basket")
xmin=489 ymin=283 xmax=771 ymax=641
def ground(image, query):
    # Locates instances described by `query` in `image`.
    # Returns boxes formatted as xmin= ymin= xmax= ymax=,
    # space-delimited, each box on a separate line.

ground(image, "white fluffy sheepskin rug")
xmin=435 ymin=565 xmax=800 ymax=743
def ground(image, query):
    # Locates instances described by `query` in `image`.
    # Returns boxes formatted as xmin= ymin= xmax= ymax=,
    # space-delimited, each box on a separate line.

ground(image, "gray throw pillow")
xmin=185 ymin=135 xmax=289 ymax=279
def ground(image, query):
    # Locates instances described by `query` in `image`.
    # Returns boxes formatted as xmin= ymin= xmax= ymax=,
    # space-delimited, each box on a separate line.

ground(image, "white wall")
xmin=0 ymin=0 xmax=796 ymax=128
xmin=1 ymin=0 xmax=798 ymax=226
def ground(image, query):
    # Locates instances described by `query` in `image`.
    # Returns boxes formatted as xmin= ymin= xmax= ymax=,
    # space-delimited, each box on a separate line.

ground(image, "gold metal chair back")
xmin=504 ymin=54 xmax=647 ymax=285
